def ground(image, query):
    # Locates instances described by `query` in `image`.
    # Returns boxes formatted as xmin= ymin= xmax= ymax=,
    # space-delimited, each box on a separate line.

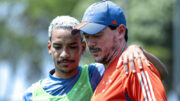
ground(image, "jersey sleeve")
xmin=126 ymin=59 xmax=167 ymax=101
xmin=23 ymin=86 xmax=33 ymax=101
xmin=88 ymin=63 xmax=105 ymax=92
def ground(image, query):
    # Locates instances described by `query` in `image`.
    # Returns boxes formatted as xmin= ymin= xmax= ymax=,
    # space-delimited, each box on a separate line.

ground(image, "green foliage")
xmin=127 ymin=0 xmax=173 ymax=63
xmin=25 ymin=0 xmax=80 ymax=18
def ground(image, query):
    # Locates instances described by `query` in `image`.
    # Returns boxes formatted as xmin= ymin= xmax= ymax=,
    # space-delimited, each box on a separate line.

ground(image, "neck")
xmin=104 ymin=42 xmax=127 ymax=69
xmin=53 ymin=67 xmax=78 ymax=79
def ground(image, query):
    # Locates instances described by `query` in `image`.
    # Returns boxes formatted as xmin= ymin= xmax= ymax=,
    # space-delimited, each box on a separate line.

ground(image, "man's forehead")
xmin=52 ymin=28 xmax=80 ymax=38
xmin=52 ymin=38 xmax=80 ymax=45
xmin=52 ymin=36 xmax=81 ymax=44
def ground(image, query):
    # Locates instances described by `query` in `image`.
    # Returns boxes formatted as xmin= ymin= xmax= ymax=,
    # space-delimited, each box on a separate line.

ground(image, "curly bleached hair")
xmin=48 ymin=16 xmax=83 ymax=41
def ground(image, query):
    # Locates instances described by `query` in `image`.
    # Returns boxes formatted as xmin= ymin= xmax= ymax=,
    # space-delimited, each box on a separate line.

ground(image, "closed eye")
xmin=69 ymin=44 xmax=78 ymax=49
xmin=54 ymin=46 xmax=61 ymax=50
xmin=53 ymin=43 xmax=62 ymax=50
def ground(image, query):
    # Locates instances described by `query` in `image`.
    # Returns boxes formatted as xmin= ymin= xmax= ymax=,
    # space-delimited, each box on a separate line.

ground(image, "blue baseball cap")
xmin=73 ymin=0 xmax=126 ymax=35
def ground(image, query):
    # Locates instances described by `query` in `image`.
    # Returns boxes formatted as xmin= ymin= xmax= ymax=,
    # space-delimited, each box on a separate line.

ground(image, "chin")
xmin=61 ymin=68 xmax=76 ymax=73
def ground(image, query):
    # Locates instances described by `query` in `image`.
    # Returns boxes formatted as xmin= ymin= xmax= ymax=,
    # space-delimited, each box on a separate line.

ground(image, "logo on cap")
xmin=111 ymin=20 xmax=117 ymax=25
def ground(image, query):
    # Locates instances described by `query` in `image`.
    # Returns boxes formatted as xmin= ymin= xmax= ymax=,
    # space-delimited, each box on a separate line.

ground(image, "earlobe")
xmin=48 ymin=41 xmax=52 ymax=55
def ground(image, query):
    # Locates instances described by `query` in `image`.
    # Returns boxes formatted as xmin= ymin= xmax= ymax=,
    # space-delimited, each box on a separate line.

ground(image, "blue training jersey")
xmin=23 ymin=63 xmax=105 ymax=101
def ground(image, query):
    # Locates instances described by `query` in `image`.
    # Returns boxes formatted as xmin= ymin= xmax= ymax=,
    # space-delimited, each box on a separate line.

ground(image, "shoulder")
xmin=87 ymin=63 xmax=105 ymax=79
xmin=80 ymin=63 xmax=105 ymax=77
xmin=88 ymin=63 xmax=105 ymax=71
xmin=24 ymin=86 xmax=33 ymax=95
xmin=24 ymin=81 xmax=40 ymax=95
xmin=125 ymin=59 xmax=162 ymax=83
xmin=88 ymin=63 xmax=105 ymax=76
xmin=134 ymin=59 xmax=160 ymax=76
xmin=23 ymin=81 xmax=40 ymax=101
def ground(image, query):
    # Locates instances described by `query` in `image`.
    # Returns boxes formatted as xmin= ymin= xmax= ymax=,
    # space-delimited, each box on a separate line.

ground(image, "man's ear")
xmin=81 ymin=41 xmax=86 ymax=55
xmin=117 ymin=24 xmax=126 ymax=40
xmin=48 ymin=41 xmax=52 ymax=55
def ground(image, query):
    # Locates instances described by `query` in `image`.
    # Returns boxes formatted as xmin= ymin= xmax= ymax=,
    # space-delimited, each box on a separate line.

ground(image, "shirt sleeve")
xmin=126 ymin=59 xmax=167 ymax=101
xmin=23 ymin=86 xmax=33 ymax=101
xmin=88 ymin=63 xmax=105 ymax=92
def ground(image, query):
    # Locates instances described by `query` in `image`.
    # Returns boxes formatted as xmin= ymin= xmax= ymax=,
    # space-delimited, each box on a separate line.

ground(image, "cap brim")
xmin=74 ymin=22 xmax=106 ymax=35
xmin=80 ymin=23 xmax=106 ymax=34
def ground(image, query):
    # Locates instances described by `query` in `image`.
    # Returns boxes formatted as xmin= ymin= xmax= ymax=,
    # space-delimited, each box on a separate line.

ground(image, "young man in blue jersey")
xmin=23 ymin=16 xmax=167 ymax=101
xmin=23 ymin=16 xmax=105 ymax=101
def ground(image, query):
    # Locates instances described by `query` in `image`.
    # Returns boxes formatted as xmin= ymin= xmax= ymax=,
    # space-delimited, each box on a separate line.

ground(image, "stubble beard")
xmin=95 ymin=43 xmax=118 ymax=66
xmin=55 ymin=61 xmax=77 ymax=74
xmin=94 ymin=48 xmax=113 ymax=66
xmin=58 ymin=67 xmax=76 ymax=74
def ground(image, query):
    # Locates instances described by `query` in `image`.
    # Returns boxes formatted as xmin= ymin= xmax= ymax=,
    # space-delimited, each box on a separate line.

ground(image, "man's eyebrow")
xmin=70 ymin=42 xmax=78 ymax=45
xmin=53 ymin=43 xmax=61 ymax=46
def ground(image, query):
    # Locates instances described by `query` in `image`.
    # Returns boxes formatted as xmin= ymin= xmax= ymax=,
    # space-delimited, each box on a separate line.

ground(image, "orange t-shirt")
xmin=91 ymin=55 xmax=167 ymax=101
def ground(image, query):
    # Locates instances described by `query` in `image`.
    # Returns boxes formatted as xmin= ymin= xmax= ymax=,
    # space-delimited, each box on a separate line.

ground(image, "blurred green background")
xmin=0 ymin=0 xmax=178 ymax=100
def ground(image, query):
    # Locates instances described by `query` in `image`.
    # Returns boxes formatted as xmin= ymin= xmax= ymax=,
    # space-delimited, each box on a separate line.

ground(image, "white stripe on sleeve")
xmin=137 ymin=73 xmax=147 ymax=101
xmin=141 ymin=71 xmax=152 ymax=101
xmin=145 ymin=71 xmax=156 ymax=101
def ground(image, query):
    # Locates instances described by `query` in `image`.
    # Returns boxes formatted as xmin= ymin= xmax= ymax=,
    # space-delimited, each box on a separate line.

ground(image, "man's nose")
xmin=60 ymin=49 xmax=70 ymax=59
xmin=86 ymin=37 xmax=96 ymax=47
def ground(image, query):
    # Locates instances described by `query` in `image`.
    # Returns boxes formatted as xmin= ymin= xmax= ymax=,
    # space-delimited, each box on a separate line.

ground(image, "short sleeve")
xmin=88 ymin=63 xmax=105 ymax=92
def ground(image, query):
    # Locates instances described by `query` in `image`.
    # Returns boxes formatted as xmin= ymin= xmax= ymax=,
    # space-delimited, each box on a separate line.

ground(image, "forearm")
xmin=143 ymin=50 xmax=168 ymax=80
